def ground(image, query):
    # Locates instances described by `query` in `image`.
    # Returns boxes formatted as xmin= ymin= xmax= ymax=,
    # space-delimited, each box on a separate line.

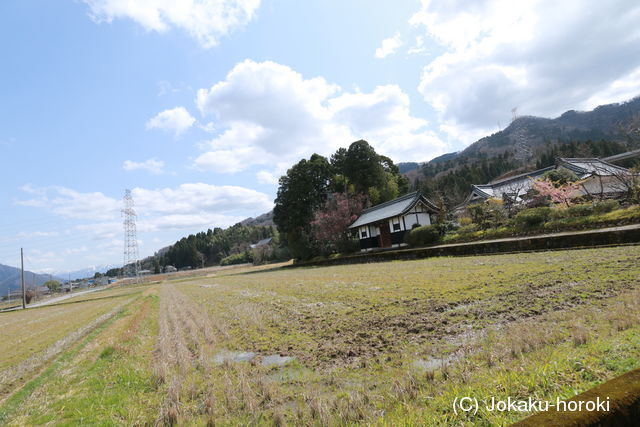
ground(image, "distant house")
xmin=94 ymin=276 xmax=109 ymax=286
xmin=250 ymin=237 xmax=273 ymax=249
xmin=349 ymin=192 xmax=439 ymax=251
xmin=459 ymin=157 xmax=631 ymax=209
xmin=461 ymin=166 xmax=555 ymax=208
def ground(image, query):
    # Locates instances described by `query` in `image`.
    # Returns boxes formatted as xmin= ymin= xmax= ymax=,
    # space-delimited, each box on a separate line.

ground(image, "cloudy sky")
xmin=1 ymin=0 xmax=639 ymax=273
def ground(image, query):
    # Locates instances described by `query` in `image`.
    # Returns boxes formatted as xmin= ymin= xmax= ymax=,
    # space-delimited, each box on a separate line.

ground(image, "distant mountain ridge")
xmin=399 ymin=96 xmax=640 ymax=177
xmin=0 ymin=264 xmax=64 ymax=296
xmin=240 ymin=210 xmax=275 ymax=227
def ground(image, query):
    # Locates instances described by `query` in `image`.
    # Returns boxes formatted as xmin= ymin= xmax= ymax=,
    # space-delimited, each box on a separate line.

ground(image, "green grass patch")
xmin=0 ymin=301 xmax=133 ymax=424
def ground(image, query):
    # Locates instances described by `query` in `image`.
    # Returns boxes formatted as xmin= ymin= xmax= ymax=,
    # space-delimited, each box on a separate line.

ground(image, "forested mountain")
xmin=403 ymin=97 xmax=640 ymax=205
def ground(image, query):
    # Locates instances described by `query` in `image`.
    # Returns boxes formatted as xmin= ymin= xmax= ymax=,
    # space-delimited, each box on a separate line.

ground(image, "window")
xmin=392 ymin=222 xmax=401 ymax=231
xmin=361 ymin=229 xmax=368 ymax=238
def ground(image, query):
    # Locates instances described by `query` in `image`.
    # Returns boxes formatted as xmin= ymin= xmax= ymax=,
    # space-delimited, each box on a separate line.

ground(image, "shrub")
xmin=594 ymin=199 xmax=620 ymax=214
xmin=541 ymin=168 xmax=579 ymax=185
xmin=567 ymin=203 xmax=594 ymax=217
xmin=467 ymin=199 xmax=507 ymax=230
xmin=549 ymin=207 xmax=567 ymax=219
xmin=25 ymin=289 xmax=35 ymax=304
xmin=220 ymin=251 xmax=253 ymax=266
xmin=405 ymin=225 xmax=442 ymax=247
xmin=515 ymin=207 xmax=552 ymax=228
xmin=458 ymin=216 xmax=473 ymax=226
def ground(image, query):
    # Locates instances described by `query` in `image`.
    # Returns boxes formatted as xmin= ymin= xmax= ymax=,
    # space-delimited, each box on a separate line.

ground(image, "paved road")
xmin=1 ymin=286 xmax=108 ymax=312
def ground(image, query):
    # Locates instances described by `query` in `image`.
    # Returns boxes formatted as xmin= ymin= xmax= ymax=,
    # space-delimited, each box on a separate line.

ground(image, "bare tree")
xmin=585 ymin=162 xmax=638 ymax=201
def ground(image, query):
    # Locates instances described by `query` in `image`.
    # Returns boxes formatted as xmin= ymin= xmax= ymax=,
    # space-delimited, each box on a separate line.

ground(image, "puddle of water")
xmin=213 ymin=350 xmax=256 ymax=364
xmin=267 ymin=365 xmax=312 ymax=382
xmin=412 ymin=355 xmax=456 ymax=371
xmin=302 ymin=302 xmax=325 ymax=308
xmin=261 ymin=354 xmax=295 ymax=367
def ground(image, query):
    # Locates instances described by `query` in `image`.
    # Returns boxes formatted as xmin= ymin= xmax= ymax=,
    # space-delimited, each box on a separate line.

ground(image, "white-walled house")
xmin=348 ymin=192 xmax=439 ymax=251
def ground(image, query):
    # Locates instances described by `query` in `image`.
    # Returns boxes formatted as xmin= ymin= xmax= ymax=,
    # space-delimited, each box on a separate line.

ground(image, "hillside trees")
xmin=535 ymin=139 xmax=627 ymax=169
xmin=419 ymin=153 xmax=517 ymax=205
xmin=161 ymin=224 xmax=275 ymax=269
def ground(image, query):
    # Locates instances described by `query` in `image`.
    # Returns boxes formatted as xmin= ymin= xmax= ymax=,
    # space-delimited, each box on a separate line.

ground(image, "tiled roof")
xmin=557 ymin=158 xmax=628 ymax=176
xmin=349 ymin=192 xmax=436 ymax=229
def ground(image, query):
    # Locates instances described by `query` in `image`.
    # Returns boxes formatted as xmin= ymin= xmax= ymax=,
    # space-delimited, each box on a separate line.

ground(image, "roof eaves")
xmin=489 ymin=165 xmax=554 ymax=186
xmin=471 ymin=185 xmax=493 ymax=198
xmin=358 ymin=191 xmax=418 ymax=215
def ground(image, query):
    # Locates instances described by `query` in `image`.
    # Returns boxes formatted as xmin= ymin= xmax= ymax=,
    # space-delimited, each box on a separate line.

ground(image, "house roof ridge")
xmin=487 ymin=165 xmax=555 ymax=186
xmin=359 ymin=191 xmax=419 ymax=214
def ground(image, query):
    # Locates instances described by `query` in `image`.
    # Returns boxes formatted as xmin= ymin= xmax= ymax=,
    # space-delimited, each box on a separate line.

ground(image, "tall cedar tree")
xmin=343 ymin=140 xmax=387 ymax=193
xmin=273 ymin=154 xmax=332 ymax=259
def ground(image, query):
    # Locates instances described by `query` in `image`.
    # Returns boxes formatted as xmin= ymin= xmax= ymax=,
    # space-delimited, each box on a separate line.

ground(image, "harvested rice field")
xmin=1 ymin=246 xmax=639 ymax=425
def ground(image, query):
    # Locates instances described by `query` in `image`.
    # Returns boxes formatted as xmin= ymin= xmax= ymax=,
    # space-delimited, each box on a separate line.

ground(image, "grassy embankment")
xmin=443 ymin=204 xmax=640 ymax=245
xmin=0 ymin=246 xmax=638 ymax=424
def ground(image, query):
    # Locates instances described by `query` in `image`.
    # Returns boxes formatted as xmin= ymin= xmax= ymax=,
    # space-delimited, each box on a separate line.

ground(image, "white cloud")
xmin=256 ymin=170 xmax=278 ymax=185
xmin=194 ymin=60 xmax=447 ymax=173
xmin=132 ymin=183 xmax=272 ymax=215
xmin=16 ymin=186 xmax=121 ymax=221
xmin=408 ymin=35 xmax=426 ymax=55
xmin=375 ymin=32 xmax=403 ymax=59
xmin=82 ymin=0 xmax=261 ymax=48
xmin=146 ymin=107 xmax=196 ymax=136
xmin=410 ymin=0 xmax=640 ymax=144
xmin=123 ymin=158 xmax=165 ymax=174
xmin=16 ymin=183 xmax=272 ymax=232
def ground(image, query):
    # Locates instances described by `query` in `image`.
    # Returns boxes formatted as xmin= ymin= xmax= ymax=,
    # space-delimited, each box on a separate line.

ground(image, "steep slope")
xmin=459 ymin=96 xmax=640 ymax=160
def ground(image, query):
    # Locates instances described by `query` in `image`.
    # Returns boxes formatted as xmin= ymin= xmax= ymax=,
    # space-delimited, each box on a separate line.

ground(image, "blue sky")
xmin=1 ymin=0 xmax=639 ymax=273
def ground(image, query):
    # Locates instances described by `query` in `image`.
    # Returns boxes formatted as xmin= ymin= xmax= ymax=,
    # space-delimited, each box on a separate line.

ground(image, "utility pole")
xmin=21 ymin=248 xmax=25 ymax=309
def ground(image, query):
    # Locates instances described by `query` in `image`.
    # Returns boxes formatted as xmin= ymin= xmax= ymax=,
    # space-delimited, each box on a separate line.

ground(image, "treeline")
xmin=535 ymin=139 xmax=627 ymax=169
xmin=274 ymin=140 xmax=409 ymax=260
xmin=158 ymin=224 xmax=277 ymax=268
xmin=418 ymin=153 xmax=517 ymax=205
xmin=108 ymin=223 xmax=282 ymax=276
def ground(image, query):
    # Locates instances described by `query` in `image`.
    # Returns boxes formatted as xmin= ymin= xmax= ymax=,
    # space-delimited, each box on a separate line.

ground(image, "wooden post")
xmin=21 ymin=248 xmax=25 ymax=309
